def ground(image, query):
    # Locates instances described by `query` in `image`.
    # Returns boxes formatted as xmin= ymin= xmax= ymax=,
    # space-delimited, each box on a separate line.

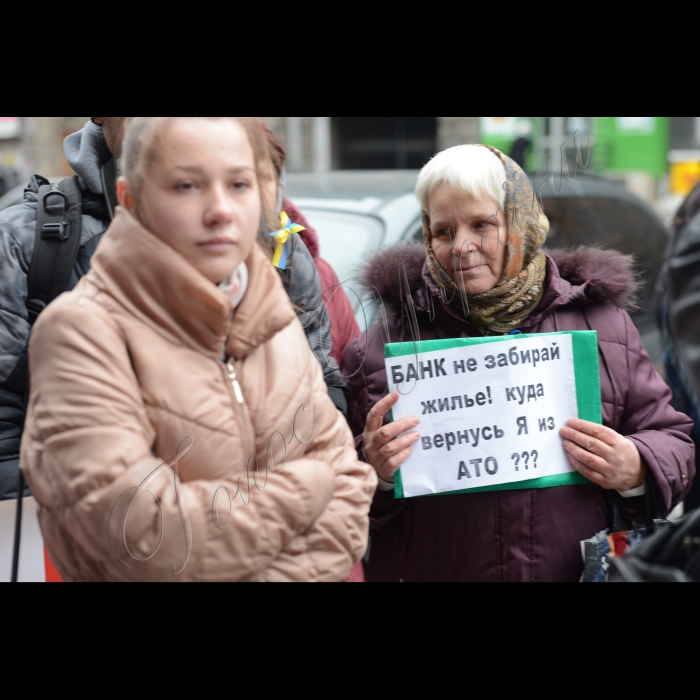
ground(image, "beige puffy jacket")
xmin=20 ymin=209 xmax=377 ymax=582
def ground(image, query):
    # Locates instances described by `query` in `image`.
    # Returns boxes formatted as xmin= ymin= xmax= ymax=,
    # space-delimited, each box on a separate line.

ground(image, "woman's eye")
xmin=176 ymin=182 xmax=196 ymax=192
xmin=231 ymin=180 xmax=251 ymax=190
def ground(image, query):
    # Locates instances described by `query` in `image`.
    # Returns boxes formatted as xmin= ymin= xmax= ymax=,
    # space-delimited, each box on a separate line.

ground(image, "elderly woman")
xmin=343 ymin=145 xmax=695 ymax=583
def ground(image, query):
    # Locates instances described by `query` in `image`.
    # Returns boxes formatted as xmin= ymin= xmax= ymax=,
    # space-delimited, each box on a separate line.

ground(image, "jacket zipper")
xmin=226 ymin=360 xmax=244 ymax=405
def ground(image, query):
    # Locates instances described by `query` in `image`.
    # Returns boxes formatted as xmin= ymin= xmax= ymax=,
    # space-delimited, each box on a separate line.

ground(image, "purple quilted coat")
xmin=342 ymin=246 xmax=696 ymax=583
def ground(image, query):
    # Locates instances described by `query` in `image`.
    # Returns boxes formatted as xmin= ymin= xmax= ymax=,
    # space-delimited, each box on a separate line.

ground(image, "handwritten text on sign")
xmin=385 ymin=335 xmax=579 ymax=498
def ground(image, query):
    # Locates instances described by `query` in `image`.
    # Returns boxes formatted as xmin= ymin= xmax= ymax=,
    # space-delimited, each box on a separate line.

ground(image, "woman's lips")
xmin=457 ymin=265 xmax=483 ymax=274
xmin=198 ymin=238 xmax=236 ymax=253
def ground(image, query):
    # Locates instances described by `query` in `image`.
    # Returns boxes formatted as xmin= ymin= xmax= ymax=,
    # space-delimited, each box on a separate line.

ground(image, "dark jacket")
xmin=280 ymin=233 xmax=348 ymax=407
xmin=0 ymin=121 xmax=110 ymax=501
xmin=283 ymin=199 xmax=361 ymax=366
xmin=670 ymin=210 xmax=700 ymax=406
xmin=342 ymin=245 xmax=695 ymax=583
xmin=668 ymin=209 xmax=700 ymax=513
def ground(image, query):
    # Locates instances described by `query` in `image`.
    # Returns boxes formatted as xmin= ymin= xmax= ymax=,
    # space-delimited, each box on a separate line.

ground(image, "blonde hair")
xmin=416 ymin=144 xmax=507 ymax=213
xmin=122 ymin=117 xmax=264 ymax=199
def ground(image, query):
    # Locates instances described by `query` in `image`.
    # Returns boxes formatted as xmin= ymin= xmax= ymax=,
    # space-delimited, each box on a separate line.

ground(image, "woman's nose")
xmin=205 ymin=186 xmax=234 ymax=226
xmin=452 ymin=230 xmax=476 ymax=258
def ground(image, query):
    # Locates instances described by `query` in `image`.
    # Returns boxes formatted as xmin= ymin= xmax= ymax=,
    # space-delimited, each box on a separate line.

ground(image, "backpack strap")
xmin=26 ymin=175 xmax=83 ymax=325
xmin=100 ymin=157 xmax=119 ymax=221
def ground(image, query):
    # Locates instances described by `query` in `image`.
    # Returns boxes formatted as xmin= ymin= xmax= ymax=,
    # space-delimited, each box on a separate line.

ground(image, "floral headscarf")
xmin=424 ymin=145 xmax=550 ymax=335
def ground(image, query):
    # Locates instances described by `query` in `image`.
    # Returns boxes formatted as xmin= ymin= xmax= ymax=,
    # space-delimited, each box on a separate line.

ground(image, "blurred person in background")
xmin=251 ymin=121 xmax=349 ymax=415
xmin=257 ymin=122 xmax=365 ymax=581
xmin=257 ymin=122 xmax=360 ymax=366
xmin=343 ymin=144 xmax=695 ymax=583
xmin=0 ymin=117 xmax=124 ymax=503
xmin=509 ymin=121 xmax=533 ymax=170
xmin=665 ymin=182 xmax=700 ymax=513
xmin=20 ymin=117 xmax=376 ymax=582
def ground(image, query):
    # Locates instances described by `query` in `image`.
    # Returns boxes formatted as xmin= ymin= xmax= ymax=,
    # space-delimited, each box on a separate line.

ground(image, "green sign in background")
xmin=385 ymin=331 xmax=602 ymax=500
xmin=479 ymin=116 xmax=670 ymax=180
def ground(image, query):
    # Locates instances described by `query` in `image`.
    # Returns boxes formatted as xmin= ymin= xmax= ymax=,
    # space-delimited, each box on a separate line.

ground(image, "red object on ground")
xmin=44 ymin=547 xmax=63 ymax=583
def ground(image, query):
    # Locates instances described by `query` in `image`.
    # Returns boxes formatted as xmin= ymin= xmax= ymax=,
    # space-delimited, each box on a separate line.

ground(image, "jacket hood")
xmin=89 ymin=207 xmax=296 ymax=360
xmin=360 ymin=244 xmax=640 ymax=318
xmin=282 ymin=198 xmax=320 ymax=260
xmin=63 ymin=120 xmax=113 ymax=195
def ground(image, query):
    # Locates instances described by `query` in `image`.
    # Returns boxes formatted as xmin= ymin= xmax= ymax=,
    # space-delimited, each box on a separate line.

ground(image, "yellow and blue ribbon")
xmin=269 ymin=211 xmax=306 ymax=270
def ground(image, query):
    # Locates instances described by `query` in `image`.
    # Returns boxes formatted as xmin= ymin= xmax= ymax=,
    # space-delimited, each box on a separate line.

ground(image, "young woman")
xmin=21 ymin=117 xmax=376 ymax=582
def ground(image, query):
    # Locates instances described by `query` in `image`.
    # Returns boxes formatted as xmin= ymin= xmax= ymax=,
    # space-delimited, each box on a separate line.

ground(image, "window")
xmin=333 ymin=117 xmax=437 ymax=170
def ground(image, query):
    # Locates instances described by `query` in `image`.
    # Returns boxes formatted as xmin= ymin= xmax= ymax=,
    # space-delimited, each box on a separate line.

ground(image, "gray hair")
xmin=416 ymin=144 xmax=507 ymax=213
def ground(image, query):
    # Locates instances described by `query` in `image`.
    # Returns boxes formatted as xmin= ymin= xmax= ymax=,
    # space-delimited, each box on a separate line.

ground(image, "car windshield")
xmin=296 ymin=208 xmax=384 ymax=287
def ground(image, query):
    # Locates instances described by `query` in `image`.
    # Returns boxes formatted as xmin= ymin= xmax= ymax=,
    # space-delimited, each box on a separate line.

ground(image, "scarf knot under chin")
xmin=424 ymin=145 xmax=550 ymax=335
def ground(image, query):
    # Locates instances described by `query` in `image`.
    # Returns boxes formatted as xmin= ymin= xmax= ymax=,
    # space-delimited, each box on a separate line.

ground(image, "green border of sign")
xmin=385 ymin=331 xmax=602 ymax=500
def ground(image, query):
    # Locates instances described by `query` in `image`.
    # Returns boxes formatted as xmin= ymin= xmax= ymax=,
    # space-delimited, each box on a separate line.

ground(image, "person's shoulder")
xmin=343 ymin=322 xmax=390 ymax=379
xmin=32 ymin=280 xmax=123 ymax=351
xmin=287 ymin=234 xmax=321 ymax=300
xmin=570 ymin=301 xmax=633 ymax=347
xmin=0 ymin=198 xmax=38 ymax=251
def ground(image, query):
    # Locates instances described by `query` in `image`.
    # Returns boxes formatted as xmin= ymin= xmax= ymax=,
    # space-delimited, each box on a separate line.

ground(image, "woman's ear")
xmin=117 ymin=176 xmax=134 ymax=212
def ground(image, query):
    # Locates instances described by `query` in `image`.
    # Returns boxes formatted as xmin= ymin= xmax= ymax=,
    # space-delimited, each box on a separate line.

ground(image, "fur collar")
xmin=360 ymin=244 xmax=640 ymax=315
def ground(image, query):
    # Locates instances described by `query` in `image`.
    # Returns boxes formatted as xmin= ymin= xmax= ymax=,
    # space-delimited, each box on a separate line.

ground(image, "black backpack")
xmin=11 ymin=161 xmax=117 ymax=582
xmin=24 ymin=157 xmax=118 ymax=323
xmin=10 ymin=175 xmax=85 ymax=583
xmin=24 ymin=175 xmax=85 ymax=325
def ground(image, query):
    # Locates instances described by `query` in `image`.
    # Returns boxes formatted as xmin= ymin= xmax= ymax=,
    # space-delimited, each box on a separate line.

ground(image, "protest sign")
xmin=384 ymin=331 xmax=602 ymax=500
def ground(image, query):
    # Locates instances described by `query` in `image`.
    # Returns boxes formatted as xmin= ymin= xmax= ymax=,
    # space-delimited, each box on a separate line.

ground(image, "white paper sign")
xmin=385 ymin=335 xmax=580 ymax=498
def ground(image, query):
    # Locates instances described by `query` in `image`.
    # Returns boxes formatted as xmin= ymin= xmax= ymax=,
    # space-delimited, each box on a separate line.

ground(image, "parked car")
xmin=287 ymin=170 xmax=668 ymax=361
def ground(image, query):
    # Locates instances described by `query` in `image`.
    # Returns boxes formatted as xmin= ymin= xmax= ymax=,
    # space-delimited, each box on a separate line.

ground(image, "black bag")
xmin=11 ymin=175 xmax=84 ymax=583
xmin=581 ymin=480 xmax=671 ymax=583
xmin=25 ymin=175 xmax=84 ymax=325
xmin=11 ymin=160 xmax=117 ymax=582
xmin=610 ymin=509 xmax=700 ymax=582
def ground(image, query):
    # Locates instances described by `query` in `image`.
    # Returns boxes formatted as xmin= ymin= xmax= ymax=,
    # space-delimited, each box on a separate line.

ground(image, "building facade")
xmin=2 ymin=117 xmax=480 ymax=189
xmin=5 ymin=118 xmax=700 ymax=199
xmin=263 ymin=117 xmax=479 ymax=172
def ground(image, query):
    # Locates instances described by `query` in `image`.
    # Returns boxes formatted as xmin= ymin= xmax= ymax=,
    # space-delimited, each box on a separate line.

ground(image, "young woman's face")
xmin=125 ymin=118 xmax=261 ymax=285
xmin=428 ymin=184 xmax=508 ymax=295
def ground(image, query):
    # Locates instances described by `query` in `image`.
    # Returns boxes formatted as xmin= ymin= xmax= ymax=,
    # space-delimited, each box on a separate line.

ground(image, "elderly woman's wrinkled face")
xmin=428 ymin=184 xmax=508 ymax=295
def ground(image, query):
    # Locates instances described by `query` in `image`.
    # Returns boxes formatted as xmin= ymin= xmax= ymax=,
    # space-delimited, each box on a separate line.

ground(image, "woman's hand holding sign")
xmin=560 ymin=419 xmax=646 ymax=492
xmin=364 ymin=392 xmax=421 ymax=484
